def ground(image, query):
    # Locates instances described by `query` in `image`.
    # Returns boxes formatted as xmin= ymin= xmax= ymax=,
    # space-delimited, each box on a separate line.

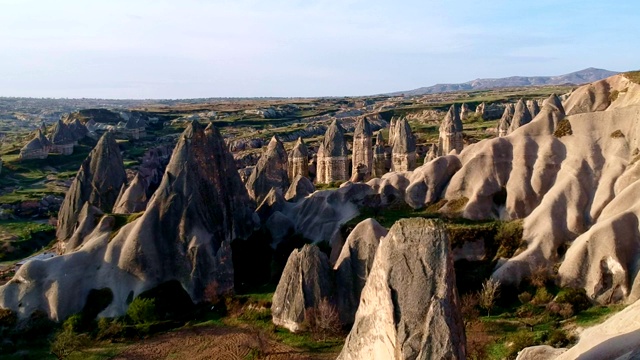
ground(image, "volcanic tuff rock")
xmin=438 ymin=105 xmax=464 ymax=155
xmin=245 ymin=136 xmax=290 ymax=203
xmin=0 ymin=122 xmax=256 ymax=320
xmin=284 ymin=174 xmax=315 ymax=202
xmin=391 ymin=118 xmax=417 ymax=171
xmin=334 ymin=218 xmax=387 ymax=326
xmin=460 ymin=102 xmax=471 ymax=121
xmin=351 ymin=117 xmax=374 ymax=181
xmin=287 ymin=137 xmax=309 ymax=180
xmin=424 ymin=144 xmax=437 ymax=163
xmin=508 ymin=98 xmax=533 ymax=134
xmin=271 ymin=244 xmax=334 ymax=332
xmin=527 ymin=99 xmax=541 ymax=118
xmin=372 ymin=131 xmax=388 ymax=178
xmin=337 ymin=218 xmax=466 ymax=360
xmin=112 ymin=173 xmax=148 ymax=214
xmin=515 ymin=345 xmax=567 ymax=360
xmin=57 ymin=131 xmax=127 ymax=249
xmin=316 ymin=119 xmax=349 ymax=184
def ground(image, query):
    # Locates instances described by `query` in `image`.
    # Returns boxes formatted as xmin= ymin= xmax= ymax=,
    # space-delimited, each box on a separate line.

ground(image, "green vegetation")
xmin=623 ymin=70 xmax=640 ymax=85
xmin=0 ymin=220 xmax=56 ymax=261
xmin=553 ymin=119 xmax=573 ymax=138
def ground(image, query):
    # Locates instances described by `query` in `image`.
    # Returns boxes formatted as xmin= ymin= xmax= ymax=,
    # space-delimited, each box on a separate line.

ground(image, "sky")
xmin=0 ymin=0 xmax=638 ymax=99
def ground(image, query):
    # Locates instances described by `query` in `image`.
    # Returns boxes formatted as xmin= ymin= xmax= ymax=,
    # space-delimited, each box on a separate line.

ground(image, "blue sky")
xmin=0 ymin=0 xmax=637 ymax=98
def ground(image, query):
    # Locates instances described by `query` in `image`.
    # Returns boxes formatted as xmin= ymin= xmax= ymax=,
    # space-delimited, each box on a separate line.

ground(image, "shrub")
xmin=507 ymin=331 xmax=536 ymax=358
xmin=555 ymin=288 xmax=591 ymax=313
xmin=126 ymin=297 xmax=157 ymax=324
xmin=547 ymin=301 xmax=574 ymax=319
xmin=304 ymin=298 xmax=341 ymax=337
xmin=478 ymin=278 xmax=500 ymax=316
xmin=531 ymin=287 xmax=553 ymax=305
xmin=204 ymin=280 xmax=220 ymax=305
xmin=494 ymin=220 xmax=525 ymax=259
xmin=461 ymin=293 xmax=480 ymax=326
xmin=96 ymin=318 xmax=125 ymax=340
xmin=546 ymin=329 xmax=574 ymax=348
xmin=528 ymin=265 xmax=552 ymax=288
xmin=518 ymin=291 xmax=532 ymax=304
xmin=553 ymin=119 xmax=573 ymax=138
xmin=0 ymin=308 xmax=17 ymax=328
xmin=62 ymin=314 xmax=83 ymax=333
xmin=50 ymin=329 xmax=89 ymax=359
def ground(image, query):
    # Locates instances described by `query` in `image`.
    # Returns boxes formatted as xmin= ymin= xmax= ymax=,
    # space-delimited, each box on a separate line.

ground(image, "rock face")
xmin=316 ymin=119 xmax=349 ymax=184
xmin=48 ymin=119 xmax=76 ymax=155
xmin=438 ymin=105 xmax=464 ymax=155
xmin=391 ymin=118 xmax=417 ymax=171
xmin=0 ymin=122 xmax=256 ymax=321
xmin=20 ymin=129 xmax=51 ymax=160
xmin=516 ymin=345 xmax=567 ymax=360
xmin=245 ymin=136 xmax=290 ymax=203
xmin=475 ymin=102 xmax=485 ymax=118
xmin=112 ymin=173 xmax=148 ymax=214
xmin=57 ymin=131 xmax=127 ymax=249
xmin=287 ymin=137 xmax=309 ymax=180
xmin=338 ymin=218 xmax=466 ymax=360
xmin=372 ymin=131 xmax=388 ymax=178
xmin=460 ymin=103 xmax=471 ymax=121
xmin=388 ymin=118 xmax=398 ymax=146
xmin=351 ymin=117 xmax=374 ymax=181
xmin=284 ymin=174 xmax=315 ymax=202
xmin=527 ymin=99 xmax=541 ymax=118
xmin=424 ymin=144 xmax=437 ymax=163
xmin=509 ymin=99 xmax=533 ymax=133
xmin=334 ymin=218 xmax=387 ymax=326
xmin=497 ymin=104 xmax=514 ymax=137
xmin=271 ymin=244 xmax=334 ymax=332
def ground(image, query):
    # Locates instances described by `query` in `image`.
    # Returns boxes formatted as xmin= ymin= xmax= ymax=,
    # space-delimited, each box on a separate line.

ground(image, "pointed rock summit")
xmin=49 ymin=119 xmax=76 ymax=154
xmin=338 ymin=218 xmax=466 ymax=360
xmin=316 ymin=119 xmax=349 ymax=184
xmin=424 ymin=143 xmax=437 ymax=163
xmin=351 ymin=117 xmax=374 ymax=181
xmin=246 ymin=136 xmax=290 ymax=203
xmin=372 ymin=131 xmax=388 ymax=178
xmin=391 ymin=118 xmax=417 ymax=171
xmin=287 ymin=137 xmax=309 ymax=180
xmin=112 ymin=173 xmax=148 ymax=214
xmin=271 ymin=244 xmax=334 ymax=332
xmin=438 ymin=105 xmax=464 ymax=155
xmin=508 ymin=98 xmax=533 ymax=133
xmin=497 ymin=104 xmax=515 ymax=137
xmin=57 ymin=131 xmax=126 ymax=249
xmin=334 ymin=218 xmax=387 ymax=326
xmin=527 ymin=99 xmax=541 ymax=118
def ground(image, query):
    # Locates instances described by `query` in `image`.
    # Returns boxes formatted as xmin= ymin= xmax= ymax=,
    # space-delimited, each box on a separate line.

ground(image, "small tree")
xmin=305 ymin=298 xmax=341 ymax=338
xmin=478 ymin=278 xmax=500 ymax=316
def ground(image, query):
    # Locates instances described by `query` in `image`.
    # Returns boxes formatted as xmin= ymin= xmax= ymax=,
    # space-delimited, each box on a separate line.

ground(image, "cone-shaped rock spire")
xmin=57 ymin=131 xmax=126 ymax=247
xmin=438 ymin=105 xmax=464 ymax=155
xmin=508 ymin=99 xmax=533 ymax=133
xmin=316 ymin=119 xmax=349 ymax=184
xmin=246 ymin=136 xmax=290 ymax=203
xmin=391 ymin=118 xmax=417 ymax=171
xmin=351 ymin=117 xmax=374 ymax=181
xmin=288 ymin=137 xmax=309 ymax=180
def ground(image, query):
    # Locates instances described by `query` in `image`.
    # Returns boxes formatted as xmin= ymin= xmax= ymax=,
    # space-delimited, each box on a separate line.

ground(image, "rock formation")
xmin=516 ymin=345 xmax=567 ymax=360
xmin=527 ymin=99 xmax=541 ymax=118
xmin=316 ymin=119 xmax=349 ymax=184
xmin=112 ymin=173 xmax=148 ymax=214
xmin=388 ymin=117 xmax=397 ymax=146
xmin=424 ymin=143 xmax=437 ymax=163
xmin=48 ymin=119 xmax=76 ymax=155
xmin=20 ymin=129 xmax=51 ymax=160
xmin=475 ymin=102 xmax=486 ymax=118
xmin=287 ymin=137 xmax=309 ymax=180
xmin=245 ymin=136 xmax=290 ymax=203
xmin=284 ymin=174 xmax=315 ymax=202
xmin=56 ymin=131 xmax=127 ymax=248
xmin=271 ymin=244 xmax=334 ymax=332
xmin=68 ymin=118 xmax=88 ymax=141
xmin=460 ymin=102 xmax=471 ymax=121
xmin=337 ymin=218 xmax=466 ymax=360
xmin=508 ymin=98 xmax=533 ymax=133
xmin=372 ymin=131 xmax=387 ymax=178
xmin=391 ymin=118 xmax=416 ymax=171
xmin=438 ymin=105 xmax=464 ymax=155
xmin=334 ymin=218 xmax=387 ymax=325
xmin=350 ymin=117 xmax=373 ymax=181
xmin=0 ymin=122 xmax=256 ymax=320
xmin=497 ymin=103 xmax=515 ymax=137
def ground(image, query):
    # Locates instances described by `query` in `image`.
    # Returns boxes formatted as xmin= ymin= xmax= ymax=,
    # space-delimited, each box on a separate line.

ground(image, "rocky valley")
xmin=1 ymin=70 xmax=640 ymax=360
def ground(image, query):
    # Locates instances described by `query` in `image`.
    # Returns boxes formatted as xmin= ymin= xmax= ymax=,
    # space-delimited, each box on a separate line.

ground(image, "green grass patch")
xmin=623 ymin=70 xmax=640 ymax=85
xmin=575 ymin=304 xmax=625 ymax=326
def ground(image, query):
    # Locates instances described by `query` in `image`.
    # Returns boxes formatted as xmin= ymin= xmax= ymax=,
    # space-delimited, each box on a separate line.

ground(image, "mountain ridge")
xmin=387 ymin=67 xmax=619 ymax=97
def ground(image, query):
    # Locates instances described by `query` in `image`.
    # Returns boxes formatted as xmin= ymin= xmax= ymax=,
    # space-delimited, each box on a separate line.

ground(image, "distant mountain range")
xmin=387 ymin=67 xmax=619 ymax=97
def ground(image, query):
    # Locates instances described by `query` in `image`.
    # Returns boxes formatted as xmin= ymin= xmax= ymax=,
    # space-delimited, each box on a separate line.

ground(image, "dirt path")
xmin=112 ymin=325 xmax=338 ymax=360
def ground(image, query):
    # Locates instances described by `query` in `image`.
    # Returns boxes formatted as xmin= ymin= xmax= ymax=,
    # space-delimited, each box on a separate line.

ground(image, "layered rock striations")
xmin=508 ymin=98 xmax=533 ymax=134
xmin=245 ymin=136 xmax=290 ymax=203
xmin=438 ymin=105 xmax=464 ymax=155
xmin=56 ymin=131 xmax=127 ymax=248
xmin=337 ymin=218 xmax=466 ymax=360
xmin=0 ymin=122 xmax=256 ymax=320
xmin=287 ymin=137 xmax=309 ymax=180
xmin=316 ymin=119 xmax=349 ymax=184
xmin=351 ymin=117 xmax=374 ymax=181
xmin=391 ymin=118 xmax=416 ymax=171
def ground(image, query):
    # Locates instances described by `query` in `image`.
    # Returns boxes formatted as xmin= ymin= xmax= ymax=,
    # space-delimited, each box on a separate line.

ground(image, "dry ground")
xmin=112 ymin=324 xmax=339 ymax=360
